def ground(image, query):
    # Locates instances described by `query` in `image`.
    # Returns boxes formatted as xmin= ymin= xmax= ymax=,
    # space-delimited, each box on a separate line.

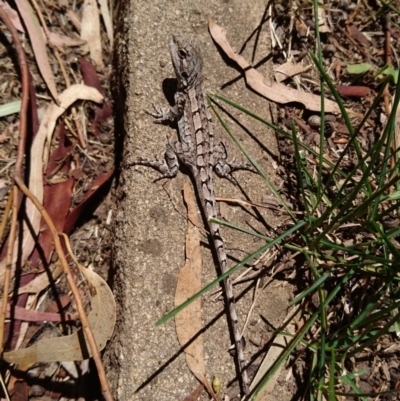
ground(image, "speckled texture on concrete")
xmin=109 ymin=1 xmax=296 ymax=400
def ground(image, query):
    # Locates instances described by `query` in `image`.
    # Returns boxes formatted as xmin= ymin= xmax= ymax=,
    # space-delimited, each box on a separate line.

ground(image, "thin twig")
xmin=0 ymin=5 xmax=30 ymax=353
xmin=0 ymin=190 xmax=13 ymax=244
xmin=9 ymin=184 xmax=114 ymax=400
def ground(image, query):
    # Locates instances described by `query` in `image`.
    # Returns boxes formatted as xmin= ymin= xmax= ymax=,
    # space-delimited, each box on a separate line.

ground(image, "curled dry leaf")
xmin=175 ymin=181 xmax=217 ymax=399
xmin=3 ymin=268 xmax=116 ymax=364
xmin=208 ymin=19 xmax=340 ymax=114
xmin=0 ymin=85 xmax=103 ymax=283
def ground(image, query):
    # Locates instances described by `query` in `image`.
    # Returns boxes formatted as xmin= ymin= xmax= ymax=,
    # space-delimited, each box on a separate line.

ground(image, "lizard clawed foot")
xmin=145 ymin=103 xmax=176 ymax=124
xmin=132 ymin=159 xmax=178 ymax=182
xmin=145 ymin=104 xmax=170 ymax=123
xmin=213 ymin=141 xmax=258 ymax=183
xmin=130 ymin=143 xmax=179 ymax=181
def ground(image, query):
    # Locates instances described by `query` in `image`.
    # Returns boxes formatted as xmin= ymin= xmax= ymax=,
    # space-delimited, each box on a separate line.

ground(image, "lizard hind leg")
xmin=213 ymin=141 xmax=258 ymax=183
xmin=131 ymin=141 xmax=180 ymax=182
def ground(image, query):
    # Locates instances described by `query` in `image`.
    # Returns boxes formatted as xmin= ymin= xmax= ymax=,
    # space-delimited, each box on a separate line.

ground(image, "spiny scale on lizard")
xmin=132 ymin=33 xmax=257 ymax=396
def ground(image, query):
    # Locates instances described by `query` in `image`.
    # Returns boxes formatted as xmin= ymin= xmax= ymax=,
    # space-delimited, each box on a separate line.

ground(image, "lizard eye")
xmin=178 ymin=49 xmax=187 ymax=59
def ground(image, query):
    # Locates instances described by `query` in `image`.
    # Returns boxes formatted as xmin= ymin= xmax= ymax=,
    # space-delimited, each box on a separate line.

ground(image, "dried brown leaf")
xmin=2 ymin=301 xmax=76 ymax=322
xmin=347 ymin=24 xmax=370 ymax=47
xmin=17 ymin=264 xmax=63 ymax=295
xmin=81 ymin=0 xmax=103 ymax=67
xmin=3 ymin=268 xmax=116 ymax=364
xmin=80 ymin=58 xmax=113 ymax=136
xmin=251 ymin=307 xmax=300 ymax=400
xmin=335 ymin=85 xmax=372 ymax=98
xmin=28 ymin=178 xmax=74 ymax=266
xmin=0 ymin=0 xmax=23 ymax=31
xmin=208 ymin=19 xmax=340 ymax=114
xmin=80 ymin=58 xmax=104 ymax=94
xmin=317 ymin=7 xmax=331 ymax=33
xmin=274 ymin=62 xmax=307 ymax=83
xmin=97 ymin=0 xmax=113 ymax=47
xmin=0 ymin=2 xmax=86 ymax=48
xmin=67 ymin=9 xmax=81 ymax=31
xmin=64 ymin=169 xmax=114 ymax=235
xmin=14 ymin=0 xmax=59 ymax=102
xmin=0 ymin=85 xmax=103 ymax=282
xmin=182 ymin=384 xmax=204 ymax=401
xmin=49 ymin=32 xmax=86 ymax=47
xmin=175 ymin=181 xmax=216 ymax=399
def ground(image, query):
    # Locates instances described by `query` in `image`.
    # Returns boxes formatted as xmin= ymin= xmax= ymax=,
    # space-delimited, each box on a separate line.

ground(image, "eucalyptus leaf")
xmin=346 ymin=63 xmax=374 ymax=74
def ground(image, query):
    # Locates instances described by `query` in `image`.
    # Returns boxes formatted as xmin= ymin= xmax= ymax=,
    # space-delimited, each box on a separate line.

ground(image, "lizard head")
xmin=170 ymin=33 xmax=203 ymax=89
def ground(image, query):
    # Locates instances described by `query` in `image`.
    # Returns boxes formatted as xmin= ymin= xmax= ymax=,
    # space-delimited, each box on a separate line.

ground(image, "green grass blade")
xmin=208 ymin=98 xmax=296 ymax=221
xmin=156 ymin=220 xmax=306 ymax=325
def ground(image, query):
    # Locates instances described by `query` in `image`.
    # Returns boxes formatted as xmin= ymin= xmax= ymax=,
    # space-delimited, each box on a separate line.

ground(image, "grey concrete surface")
xmin=109 ymin=0 xmax=295 ymax=400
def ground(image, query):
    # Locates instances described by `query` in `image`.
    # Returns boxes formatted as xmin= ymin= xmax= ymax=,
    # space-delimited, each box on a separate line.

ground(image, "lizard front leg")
xmin=147 ymin=91 xmax=186 ymax=123
xmin=147 ymin=104 xmax=180 ymax=123
xmin=136 ymin=91 xmax=188 ymax=179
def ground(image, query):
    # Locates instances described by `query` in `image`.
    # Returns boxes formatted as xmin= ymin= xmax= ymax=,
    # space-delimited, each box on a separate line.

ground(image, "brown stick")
xmin=0 ymin=3 xmax=30 ymax=354
xmin=14 ymin=179 xmax=114 ymax=401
